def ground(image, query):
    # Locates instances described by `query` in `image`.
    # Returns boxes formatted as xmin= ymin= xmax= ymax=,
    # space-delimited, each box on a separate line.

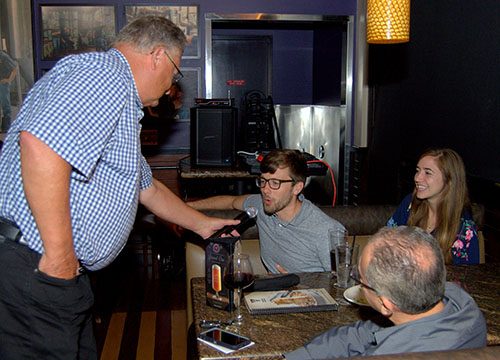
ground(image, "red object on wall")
xmin=226 ymin=80 xmax=245 ymax=86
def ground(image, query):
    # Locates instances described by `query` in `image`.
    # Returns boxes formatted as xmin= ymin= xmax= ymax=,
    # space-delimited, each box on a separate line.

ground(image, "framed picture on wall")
xmin=177 ymin=67 xmax=201 ymax=121
xmin=124 ymin=5 xmax=200 ymax=59
xmin=40 ymin=5 xmax=116 ymax=61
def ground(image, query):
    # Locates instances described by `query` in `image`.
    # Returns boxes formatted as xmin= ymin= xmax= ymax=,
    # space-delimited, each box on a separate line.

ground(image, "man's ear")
xmin=379 ymin=296 xmax=395 ymax=317
xmin=149 ymin=47 xmax=162 ymax=70
xmin=293 ymin=181 xmax=304 ymax=195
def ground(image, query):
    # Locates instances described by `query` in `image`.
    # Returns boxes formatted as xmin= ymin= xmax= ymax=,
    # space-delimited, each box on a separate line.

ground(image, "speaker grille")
xmin=190 ymin=107 xmax=236 ymax=167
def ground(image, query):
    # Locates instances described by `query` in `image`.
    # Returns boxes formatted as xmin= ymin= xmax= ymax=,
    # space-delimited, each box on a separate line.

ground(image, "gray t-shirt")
xmin=286 ymin=282 xmax=487 ymax=359
xmin=243 ymin=194 xmax=345 ymax=274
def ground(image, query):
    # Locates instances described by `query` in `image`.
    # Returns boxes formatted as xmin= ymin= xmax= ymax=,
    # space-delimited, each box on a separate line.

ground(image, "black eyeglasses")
xmin=150 ymin=48 xmax=184 ymax=84
xmin=255 ymin=177 xmax=295 ymax=190
xmin=163 ymin=49 xmax=184 ymax=84
xmin=349 ymin=265 xmax=377 ymax=293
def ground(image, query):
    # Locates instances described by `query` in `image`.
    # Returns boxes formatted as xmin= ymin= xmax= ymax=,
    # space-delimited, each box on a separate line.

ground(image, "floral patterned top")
xmin=387 ymin=194 xmax=480 ymax=265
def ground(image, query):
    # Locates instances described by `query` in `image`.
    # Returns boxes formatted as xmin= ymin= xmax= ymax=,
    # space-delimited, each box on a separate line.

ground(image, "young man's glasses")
xmin=255 ymin=177 xmax=295 ymax=190
xmin=349 ymin=265 xmax=377 ymax=293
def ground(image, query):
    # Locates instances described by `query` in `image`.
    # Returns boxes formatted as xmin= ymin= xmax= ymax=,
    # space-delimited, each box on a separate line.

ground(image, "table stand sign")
xmin=205 ymin=236 xmax=240 ymax=311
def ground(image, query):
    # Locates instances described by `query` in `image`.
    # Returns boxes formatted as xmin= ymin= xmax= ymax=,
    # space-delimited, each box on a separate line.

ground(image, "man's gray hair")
xmin=365 ymin=226 xmax=446 ymax=314
xmin=112 ymin=15 xmax=187 ymax=54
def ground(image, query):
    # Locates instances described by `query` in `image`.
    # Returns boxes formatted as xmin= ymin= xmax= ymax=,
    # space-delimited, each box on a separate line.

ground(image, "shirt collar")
xmin=108 ymin=48 xmax=143 ymax=110
xmin=373 ymin=296 xmax=451 ymax=345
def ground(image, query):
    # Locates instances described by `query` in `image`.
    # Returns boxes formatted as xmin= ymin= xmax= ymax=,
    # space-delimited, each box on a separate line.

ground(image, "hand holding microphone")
xmin=210 ymin=207 xmax=258 ymax=238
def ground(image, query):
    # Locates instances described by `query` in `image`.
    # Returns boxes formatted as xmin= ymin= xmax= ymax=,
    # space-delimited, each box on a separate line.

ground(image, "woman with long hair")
xmin=387 ymin=148 xmax=479 ymax=264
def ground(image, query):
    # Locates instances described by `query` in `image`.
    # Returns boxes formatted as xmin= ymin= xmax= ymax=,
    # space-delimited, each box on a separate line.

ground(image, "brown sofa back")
xmin=200 ymin=202 xmax=485 ymax=238
xmin=200 ymin=205 xmax=397 ymax=239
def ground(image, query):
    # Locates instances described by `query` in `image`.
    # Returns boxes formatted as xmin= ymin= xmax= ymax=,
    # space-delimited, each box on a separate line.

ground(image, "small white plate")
xmin=343 ymin=285 xmax=369 ymax=306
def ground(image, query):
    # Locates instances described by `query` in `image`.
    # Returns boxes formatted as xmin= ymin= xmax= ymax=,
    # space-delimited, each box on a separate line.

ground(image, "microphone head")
xmin=245 ymin=207 xmax=258 ymax=218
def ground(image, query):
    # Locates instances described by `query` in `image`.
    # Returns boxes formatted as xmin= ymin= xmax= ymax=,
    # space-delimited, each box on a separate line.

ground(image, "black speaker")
xmin=190 ymin=106 xmax=237 ymax=167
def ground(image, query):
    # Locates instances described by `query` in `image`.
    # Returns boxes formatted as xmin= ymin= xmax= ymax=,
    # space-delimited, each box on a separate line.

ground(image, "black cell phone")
xmin=198 ymin=328 xmax=251 ymax=350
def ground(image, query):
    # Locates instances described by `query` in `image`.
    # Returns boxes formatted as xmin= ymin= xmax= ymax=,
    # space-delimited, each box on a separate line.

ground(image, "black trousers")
xmin=0 ymin=239 xmax=96 ymax=360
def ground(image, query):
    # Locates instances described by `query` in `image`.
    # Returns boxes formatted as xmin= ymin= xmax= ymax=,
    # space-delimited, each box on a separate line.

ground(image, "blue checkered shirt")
xmin=0 ymin=49 xmax=152 ymax=270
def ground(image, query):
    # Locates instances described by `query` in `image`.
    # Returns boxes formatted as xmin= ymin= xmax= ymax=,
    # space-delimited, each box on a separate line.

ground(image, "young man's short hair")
xmin=260 ymin=149 xmax=307 ymax=183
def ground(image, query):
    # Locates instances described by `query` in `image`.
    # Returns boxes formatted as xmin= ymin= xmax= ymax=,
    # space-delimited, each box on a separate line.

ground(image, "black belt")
xmin=0 ymin=217 xmax=25 ymax=244
xmin=0 ymin=217 xmax=86 ymax=274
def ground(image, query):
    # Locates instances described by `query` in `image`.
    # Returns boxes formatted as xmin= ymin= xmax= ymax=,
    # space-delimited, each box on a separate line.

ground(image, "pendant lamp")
xmin=367 ymin=0 xmax=410 ymax=44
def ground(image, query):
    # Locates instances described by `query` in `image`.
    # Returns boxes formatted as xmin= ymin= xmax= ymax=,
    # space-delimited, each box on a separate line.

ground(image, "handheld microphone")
xmin=210 ymin=207 xmax=258 ymax=238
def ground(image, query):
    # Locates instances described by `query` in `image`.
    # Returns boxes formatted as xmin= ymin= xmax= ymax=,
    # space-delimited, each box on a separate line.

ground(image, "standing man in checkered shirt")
xmin=0 ymin=16 xmax=238 ymax=359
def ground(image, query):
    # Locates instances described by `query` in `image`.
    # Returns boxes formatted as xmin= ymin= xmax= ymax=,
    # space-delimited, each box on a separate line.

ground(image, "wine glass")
xmin=223 ymin=253 xmax=255 ymax=326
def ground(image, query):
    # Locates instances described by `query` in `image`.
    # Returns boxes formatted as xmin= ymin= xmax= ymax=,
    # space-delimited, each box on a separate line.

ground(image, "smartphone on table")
xmin=198 ymin=328 xmax=251 ymax=350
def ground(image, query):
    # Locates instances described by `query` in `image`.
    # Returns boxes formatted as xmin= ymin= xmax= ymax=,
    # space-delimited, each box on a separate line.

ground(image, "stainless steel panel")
xmin=274 ymin=105 xmax=345 ymax=205
xmin=275 ymin=105 xmax=313 ymax=153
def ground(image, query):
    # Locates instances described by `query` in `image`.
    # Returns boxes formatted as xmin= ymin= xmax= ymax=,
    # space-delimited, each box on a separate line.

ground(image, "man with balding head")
xmin=285 ymin=226 xmax=486 ymax=359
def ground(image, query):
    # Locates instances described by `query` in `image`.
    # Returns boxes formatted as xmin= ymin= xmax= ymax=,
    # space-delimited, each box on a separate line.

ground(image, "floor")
xmin=91 ymin=228 xmax=189 ymax=360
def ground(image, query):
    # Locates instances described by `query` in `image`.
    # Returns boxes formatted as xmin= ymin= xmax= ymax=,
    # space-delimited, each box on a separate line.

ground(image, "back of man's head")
xmin=260 ymin=149 xmax=307 ymax=183
xmin=365 ymin=226 xmax=446 ymax=314
xmin=112 ymin=15 xmax=186 ymax=54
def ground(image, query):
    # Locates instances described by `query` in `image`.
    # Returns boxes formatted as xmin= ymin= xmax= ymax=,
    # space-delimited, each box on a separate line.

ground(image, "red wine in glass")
xmin=223 ymin=272 xmax=255 ymax=290
xmin=223 ymin=253 xmax=254 ymax=325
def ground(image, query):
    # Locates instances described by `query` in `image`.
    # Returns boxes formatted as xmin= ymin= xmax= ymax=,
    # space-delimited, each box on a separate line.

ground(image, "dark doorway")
xmin=212 ymin=35 xmax=272 ymax=108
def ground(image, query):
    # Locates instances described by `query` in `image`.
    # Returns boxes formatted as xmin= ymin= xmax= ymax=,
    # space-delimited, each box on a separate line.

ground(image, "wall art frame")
xmin=176 ymin=66 xmax=201 ymax=120
xmin=124 ymin=5 xmax=200 ymax=59
xmin=39 ymin=4 xmax=116 ymax=61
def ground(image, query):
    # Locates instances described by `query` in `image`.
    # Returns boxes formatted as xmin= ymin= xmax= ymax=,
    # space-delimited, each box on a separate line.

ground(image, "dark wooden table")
xmin=191 ymin=264 xmax=500 ymax=359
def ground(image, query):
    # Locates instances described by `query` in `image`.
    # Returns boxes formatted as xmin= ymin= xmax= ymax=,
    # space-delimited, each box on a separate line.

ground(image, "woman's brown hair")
xmin=408 ymin=148 xmax=471 ymax=264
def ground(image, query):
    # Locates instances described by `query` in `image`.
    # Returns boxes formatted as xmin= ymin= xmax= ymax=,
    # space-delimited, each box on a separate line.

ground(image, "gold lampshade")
xmin=367 ymin=0 xmax=410 ymax=44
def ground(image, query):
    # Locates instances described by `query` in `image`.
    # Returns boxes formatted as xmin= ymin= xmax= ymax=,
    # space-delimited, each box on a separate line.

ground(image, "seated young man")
xmin=187 ymin=149 xmax=345 ymax=274
xmin=285 ymin=226 xmax=487 ymax=359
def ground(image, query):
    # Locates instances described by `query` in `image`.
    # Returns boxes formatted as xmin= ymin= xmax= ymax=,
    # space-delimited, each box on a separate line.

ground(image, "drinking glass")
xmin=329 ymin=229 xmax=348 ymax=276
xmin=334 ymin=242 xmax=359 ymax=288
xmin=223 ymin=253 xmax=255 ymax=325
